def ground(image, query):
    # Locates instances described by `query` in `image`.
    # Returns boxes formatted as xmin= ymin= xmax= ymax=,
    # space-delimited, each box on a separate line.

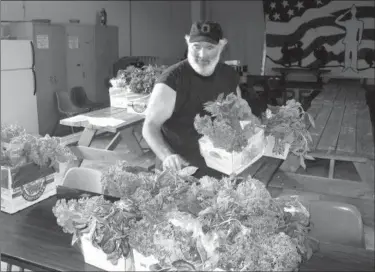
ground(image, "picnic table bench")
xmin=272 ymin=67 xmax=331 ymax=83
xmin=60 ymin=107 xmax=156 ymax=171
xmin=279 ymin=82 xmax=374 ymax=201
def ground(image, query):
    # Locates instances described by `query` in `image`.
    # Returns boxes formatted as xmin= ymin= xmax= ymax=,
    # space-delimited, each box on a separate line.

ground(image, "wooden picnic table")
xmin=59 ymin=107 xmax=155 ymax=170
xmin=279 ymin=82 xmax=374 ymax=201
xmin=1 ymin=186 xmax=374 ymax=272
xmin=272 ymin=67 xmax=331 ymax=83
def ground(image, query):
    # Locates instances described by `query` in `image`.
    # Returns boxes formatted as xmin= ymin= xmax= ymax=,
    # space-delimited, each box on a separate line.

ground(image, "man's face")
xmin=186 ymin=39 xmax=225 ymax=76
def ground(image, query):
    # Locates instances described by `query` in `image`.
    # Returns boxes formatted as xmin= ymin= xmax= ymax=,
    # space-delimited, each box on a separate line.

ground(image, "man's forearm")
xmin=142 ymin=123 xmax=174 ymax=161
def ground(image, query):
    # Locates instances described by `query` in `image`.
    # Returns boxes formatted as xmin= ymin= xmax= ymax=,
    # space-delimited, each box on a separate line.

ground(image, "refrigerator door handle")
xmin=33 ymin=69 xmax=37 ymax=95
xmin=30 ymin=41 xmax=35 ymax=68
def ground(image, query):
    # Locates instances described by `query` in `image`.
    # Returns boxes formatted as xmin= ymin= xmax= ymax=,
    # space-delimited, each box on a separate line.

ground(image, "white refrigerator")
xmin=1 ymin=40 xmax=39 ymax=134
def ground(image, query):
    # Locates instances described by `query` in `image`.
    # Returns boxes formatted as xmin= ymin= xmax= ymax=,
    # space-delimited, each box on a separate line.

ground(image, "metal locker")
xmin=65 ymin=24 xmax=119 ymax=104
xmin=94 ymin=25 xmax=119 ymax=103
xmin=65 ymin=24 xmax=96 ymax=102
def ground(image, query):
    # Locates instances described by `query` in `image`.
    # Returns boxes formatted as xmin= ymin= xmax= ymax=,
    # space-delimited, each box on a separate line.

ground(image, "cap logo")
xmin=201 ymin=23 xmax=211 ymax=33
xmin=191 ymin=24 xmax=199 ymax=33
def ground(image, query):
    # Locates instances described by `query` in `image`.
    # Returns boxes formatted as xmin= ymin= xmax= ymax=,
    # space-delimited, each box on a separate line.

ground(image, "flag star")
xmin=287 ymin=9 xmax=294 ymax=17
xmin=282 ymin=0 xmax=289 ymax=8
xmin=265 ymin=13 xmax=270 ymax=21
xmin=273 ymin=12 xmax=281 ymax=20
xmin=270 ymin=2 xmax=277 ymax=9
xmin=295 ymin=1 xmax=304 ymax=10
xmin=315 ymin=0 xmax=323 ymax=6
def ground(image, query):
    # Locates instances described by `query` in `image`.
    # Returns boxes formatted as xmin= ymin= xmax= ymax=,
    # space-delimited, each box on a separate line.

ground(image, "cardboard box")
xmin=199 ymin=129 xmax=266 ymax=175
xmin=263 ymin=135 xmax=291 ymax=160
xmin=126 ymin=93 xmax=150 ymax=116
xmin=109 ymin=87 xmax=128 ymax=109
xmin=1 ymin=163 xmax=57 ymax=214
xmin=80 ymin=233 xmax=159 ymax=271
xmin=199 ymin=128 xmax=291 ymax=175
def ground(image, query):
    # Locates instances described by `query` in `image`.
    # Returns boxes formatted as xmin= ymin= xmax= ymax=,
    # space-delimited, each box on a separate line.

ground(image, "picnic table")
xmin=1 ymin=186 xmax=374 ymax=272
xmin=59 ymin=107 xmax=155 ymax=170
xmin=272 ymin=67 xmax=331 ymax=83
xmin=279 ymin=82 xmax=374 ymax=201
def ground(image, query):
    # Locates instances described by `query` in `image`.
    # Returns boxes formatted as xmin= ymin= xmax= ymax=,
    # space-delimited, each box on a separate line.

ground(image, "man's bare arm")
xmin=142 ymin=83 xmax=176 ymax=161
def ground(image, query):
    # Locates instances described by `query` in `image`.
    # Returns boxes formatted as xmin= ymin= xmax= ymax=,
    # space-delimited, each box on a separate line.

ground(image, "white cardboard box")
xmin=109 ymin=87 xmax=129 ymax=109
xmin=1 ymin=164 xmax=57 ymax=214
xmin=199 ymin=129 xmax=266 ymax=175
xmin=80 ymin=233 xmax=159 ymax=271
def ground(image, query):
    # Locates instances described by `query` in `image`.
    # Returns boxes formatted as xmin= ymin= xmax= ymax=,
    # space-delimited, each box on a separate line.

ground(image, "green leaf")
xmin=307 ymin=113 xmax=315 ymax=128
xmin=300 ymin=155 xmax=306 ymax=169
xmin=304 ymin=154 xmax=315 ymax=160
xmin=178 ymin=166 xmax=198 ymax=177
xmin=217 ymin=92 xmax=225 ymax=102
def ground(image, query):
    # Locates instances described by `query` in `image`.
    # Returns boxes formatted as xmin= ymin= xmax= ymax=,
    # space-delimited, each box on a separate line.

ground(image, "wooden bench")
xmin=60 ymin=131 xmax=84 ymax=146
xmin=240 ymin=157 xmax=283 ymax=186
xmin=60 ymin=130 xmax=109 ymax=147
xmin=278 ymin=82 xmax=374 ymax=201
xmin=283 ymin=81 xmax=323 ymax=105
xmin=70 ymin=145 xmax=155 ymax=171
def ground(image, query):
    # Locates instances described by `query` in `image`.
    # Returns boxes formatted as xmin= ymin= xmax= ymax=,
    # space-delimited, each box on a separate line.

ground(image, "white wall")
xmin=206 ymin=0 xmax=265 ymax=74
xmin=130 ymin=1 xmax=191 ymax=59
xmin=1 ymin=1 xmax=191 ymax=60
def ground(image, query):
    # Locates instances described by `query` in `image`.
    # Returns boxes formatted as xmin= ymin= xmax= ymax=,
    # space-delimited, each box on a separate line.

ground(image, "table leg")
xmin=76 ymin=128 xmax=97 ymax=167
xmin=119 ymin=127 xmax=144 ymax=157
xmin=105 ymin=132 xmax=122 ymax=151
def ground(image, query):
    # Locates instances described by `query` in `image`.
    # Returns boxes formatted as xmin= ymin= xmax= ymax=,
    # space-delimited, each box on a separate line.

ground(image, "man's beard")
xmin=188 ymin=52 xmax=221 ymax=76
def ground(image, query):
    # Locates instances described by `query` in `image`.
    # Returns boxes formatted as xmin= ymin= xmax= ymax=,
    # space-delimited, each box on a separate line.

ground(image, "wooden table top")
xmin=308 ymin=82 xmax=374 ymax=160
xmin=272 ymin=67 xmax=332 ymax=74
xmin=60 ymin=107 xmax=144 ymax=133
xmin=1 ymin=186 xmax=374 ymax=272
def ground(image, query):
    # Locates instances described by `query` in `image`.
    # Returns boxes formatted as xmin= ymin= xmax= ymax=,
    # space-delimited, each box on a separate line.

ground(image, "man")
xmin=142 ymin=21 xmax=242 ymax=178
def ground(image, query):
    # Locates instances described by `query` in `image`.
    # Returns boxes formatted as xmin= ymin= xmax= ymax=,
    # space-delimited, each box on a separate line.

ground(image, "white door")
xmin=1 ymin=69 xmax=39 ymax=134
xmin=1 ymin=40 xmax=34 ymax=70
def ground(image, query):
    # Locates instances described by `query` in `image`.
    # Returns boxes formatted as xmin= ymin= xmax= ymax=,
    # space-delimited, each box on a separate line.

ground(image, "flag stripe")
xmin=266 ymin=39 xmax=375 ymax=62
xmin=265 ymin=58 xmax=372 ymax=68
xmin=306 ymin=48 xmax=375 ymax=67
xmin=267 ymin=28 xmax=375 ymax=48
xmin=265 ymin=2 xmax=374 ymax=35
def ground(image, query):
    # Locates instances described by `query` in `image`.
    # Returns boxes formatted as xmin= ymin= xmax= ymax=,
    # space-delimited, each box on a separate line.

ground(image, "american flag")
xmin=263 ymin=0 xmax=375 ymax=76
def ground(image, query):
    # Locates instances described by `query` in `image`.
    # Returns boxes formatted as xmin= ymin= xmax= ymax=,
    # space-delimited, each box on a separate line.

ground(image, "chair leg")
xmin=6 ymin=263 xmax=12 ymax=272
xmin=51 ymin=120 xmax=60 ymax=137
xmin=71 ymin=126 xmax=75 ymax=134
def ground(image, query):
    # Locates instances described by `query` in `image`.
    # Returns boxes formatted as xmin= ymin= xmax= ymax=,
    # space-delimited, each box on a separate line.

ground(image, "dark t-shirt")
xmin=155 ymin=59 xmax=239 ymax=178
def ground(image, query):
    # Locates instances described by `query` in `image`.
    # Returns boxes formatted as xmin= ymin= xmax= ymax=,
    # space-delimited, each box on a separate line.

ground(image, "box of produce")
xmin=109 ymin=64 xmax=166 ymax=112
xmin=108 ymin=87 xmax=129 ymax=109
xmin=262 ymin=100 xmax=315 ymax=168
xmin=53 ymin=165 xmax=319 ymax=271
xmin=194 ymin=93 xmax=267 ymax=175
xmin=1 ymin=124 xmax=76 ymax=214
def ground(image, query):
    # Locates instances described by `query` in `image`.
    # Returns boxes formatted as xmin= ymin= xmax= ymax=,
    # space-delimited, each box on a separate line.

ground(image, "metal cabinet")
xmin=64 ymin=24 xmax=119 ymax=103
xmin=6 ymin=22 xmax=66 ymax=136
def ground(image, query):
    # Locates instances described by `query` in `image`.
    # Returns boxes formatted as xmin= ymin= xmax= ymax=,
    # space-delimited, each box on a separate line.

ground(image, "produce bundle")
xmin=194 ymin=93 xmax=314 ymax=169
xmin=110 ymin=64 xmax=167 ymax=94
xmin=262 ymin=100 xmax=315 ymax=168
xmin=194 ymin=93 xmax=262 ymax=153
xmin=1 ymin=124 xmax=76 ymax=172
xmin=53 ymin=164 xmax=319 ymax=271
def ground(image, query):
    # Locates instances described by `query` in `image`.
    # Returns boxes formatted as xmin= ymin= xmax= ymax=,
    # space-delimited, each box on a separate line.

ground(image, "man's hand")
xmin=162 ymin=154 xmax=189 ymax=171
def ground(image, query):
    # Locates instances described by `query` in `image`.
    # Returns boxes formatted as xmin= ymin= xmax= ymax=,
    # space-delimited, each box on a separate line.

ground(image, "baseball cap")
xmin=189 ymin=21 xmax=223 ymax=45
